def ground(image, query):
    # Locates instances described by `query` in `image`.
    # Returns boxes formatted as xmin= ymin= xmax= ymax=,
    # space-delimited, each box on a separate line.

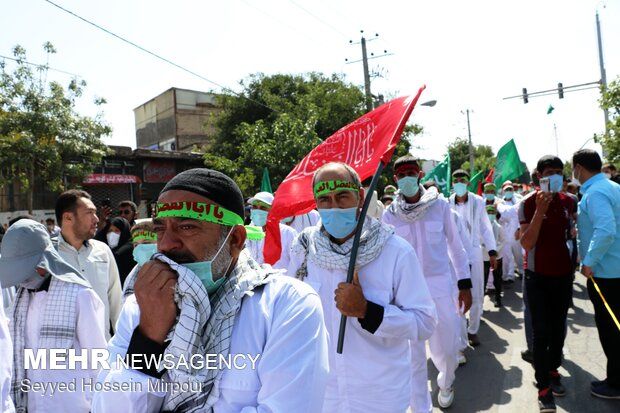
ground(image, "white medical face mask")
xmin=107 ymin=232 xmax=120 ymax=248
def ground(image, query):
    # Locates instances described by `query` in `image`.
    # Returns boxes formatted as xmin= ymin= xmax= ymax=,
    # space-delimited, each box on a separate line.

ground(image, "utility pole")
xmin=465 ymin=109 xmax=474 ymax=178
xmin=596 ymin=11 xmax=609 ymax=135
xmin=361 ymin=36 xmax=372 ymax=112
xmin=346 ymin=31 xmax=393 ymax=113
xmin=554 ymin=123 xmax=559 ymax=157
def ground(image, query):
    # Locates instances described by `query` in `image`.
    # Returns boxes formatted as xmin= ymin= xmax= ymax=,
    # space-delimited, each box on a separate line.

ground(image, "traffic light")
xmin=558 ymin=82 xmax=564 ymax=99
xmin=522 ymin=88 xmax=529 ymax=104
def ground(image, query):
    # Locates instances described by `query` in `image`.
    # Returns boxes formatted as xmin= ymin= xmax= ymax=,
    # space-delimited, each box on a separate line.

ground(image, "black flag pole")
xmin=336 ymin=160 xmax=386 ymax=354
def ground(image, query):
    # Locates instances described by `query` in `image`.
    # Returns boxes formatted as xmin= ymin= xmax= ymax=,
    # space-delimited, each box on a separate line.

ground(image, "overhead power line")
xmin=288 ymin=0 xmax=349 ymax=39
xmin=43 ymin=0 xmax=278 ymax=113
xmin=0 ymin=54 xmax=81 ymax=78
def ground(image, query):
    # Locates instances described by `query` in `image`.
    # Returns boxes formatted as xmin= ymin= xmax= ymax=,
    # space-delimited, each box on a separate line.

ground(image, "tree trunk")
xmin=28 ymin=167 xmax=34 ymax=214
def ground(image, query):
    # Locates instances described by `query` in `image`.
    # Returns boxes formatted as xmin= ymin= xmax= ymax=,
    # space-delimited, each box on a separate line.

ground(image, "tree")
xmin=0 ymin=44 xmax=111 ymax=212
xmin=595 ymin=76 xmax=620 ymax=163
xmin=446 ymin=137 xmax=496 ymax=174
xmin=204 ymin=72 xmax=367 ymax=194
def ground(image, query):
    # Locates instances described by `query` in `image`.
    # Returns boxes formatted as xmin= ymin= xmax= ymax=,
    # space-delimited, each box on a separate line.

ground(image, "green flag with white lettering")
xmin=493 ymin=139 xmax=526 ymax=187
xmin=421 ymin=154 xmax=451 ymax=196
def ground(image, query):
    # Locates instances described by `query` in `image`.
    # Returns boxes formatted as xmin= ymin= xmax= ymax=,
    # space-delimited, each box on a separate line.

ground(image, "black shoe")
xmin=591 ymin=379 xmax=606 ymax=389
xmin=538 ymin=388 xmax=556 ymax=412
xmin=468 ymin=333 xmax=480 ymax=347
xmin=549 ymin=371 xmax=566 ymax=397
xmin=495 ymin=297 xmax=502 ymax=307
xmin=591 ymin=382 xmax=620 ymax=399
xmin=521 ymin=349 xmax=534 ymax=364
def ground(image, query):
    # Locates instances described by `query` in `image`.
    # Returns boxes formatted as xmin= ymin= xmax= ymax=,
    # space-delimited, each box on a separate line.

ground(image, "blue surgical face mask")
xmin=318 ymin=207 xmax=358 ymax=239
xmin=250 ymin=209 xmax=268 ymax=227
xmin=397 ymin=176 xmax=419 ymax=197
xmin=183 ymin=229 xmax=233 ymax=295
xmin=454 ymin=182 xmax=468 ymax=197
xmin=488 ymin=214 xmax=497 ymax=223
xmin=484 ymin=193 xmax=495 ymax=202
xmin=132 ymin=243 xmax=158 ymax=266
xmin=504 ymin=191 xmax=514 ymax=200
xmin=549 ymin=174 xmax=563 ymax=193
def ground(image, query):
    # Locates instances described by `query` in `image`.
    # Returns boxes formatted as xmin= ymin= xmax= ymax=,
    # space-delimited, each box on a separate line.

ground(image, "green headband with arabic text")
xmin=245 ymin=225 xmax=266 ymax=241
xmin=313 ymin=180 xmax=360 ymax=198
xmin=155 ymin=202 xmax=244 ymax=226
xmin=131 ymin=230 xmax=157 ymax=243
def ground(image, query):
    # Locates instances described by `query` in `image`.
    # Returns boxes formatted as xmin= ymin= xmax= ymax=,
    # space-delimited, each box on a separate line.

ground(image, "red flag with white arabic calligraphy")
xmin=263 ymin=87 xmax=426 ymax=264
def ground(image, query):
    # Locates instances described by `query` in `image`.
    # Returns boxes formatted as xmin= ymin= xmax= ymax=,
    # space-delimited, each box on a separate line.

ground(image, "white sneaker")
xmin=458 ymin=351 xmax=467 ymax=365
xmin=438 ymin=388 xmax=455 ymax=408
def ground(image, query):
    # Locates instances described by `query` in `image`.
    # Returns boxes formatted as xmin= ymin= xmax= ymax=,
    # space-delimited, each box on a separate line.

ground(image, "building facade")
xmin=134 ymin=87 xmax=221 ymax=151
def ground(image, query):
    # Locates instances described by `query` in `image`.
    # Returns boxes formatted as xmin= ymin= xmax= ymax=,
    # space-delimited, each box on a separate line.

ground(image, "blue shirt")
xmin=577 ymin=173 xmax=620 ymax=278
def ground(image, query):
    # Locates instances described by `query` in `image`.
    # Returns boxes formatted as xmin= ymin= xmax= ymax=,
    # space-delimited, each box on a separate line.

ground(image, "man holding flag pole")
xmin=266 ymin=91 xmax=438 ymax=411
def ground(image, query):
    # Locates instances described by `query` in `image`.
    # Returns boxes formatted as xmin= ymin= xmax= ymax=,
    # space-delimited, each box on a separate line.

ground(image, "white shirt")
xmin=382 ymin=197 xmax=471 ymax=298
xmin=365 ymin=189 xmax=385 ymax=220
xmin=2 ymin=286 xmax=16 ymax=313
xmin=288 ymin=235 xmax=437 ymax=413
xmin=23 ymin=288 xmax=106 ymax=413
xmin=286 ymin=210 xmax=321 ymax=234
xmin=245 ymin=224 xmax=297 ymax=270
xmin=483 ymin=220 xmax=506 ymax=260
xmin=57 ymin=233 xmax=122 ymax=340
xmin=497 ymin=200 xmax=520 ymax=242
xmin=450 ymin=193 xmax=497 ymax=256
xmin=92 ymin=275 xmax=329 ymax=413
xmin=0 ymin=301 xmax=14 ymax=413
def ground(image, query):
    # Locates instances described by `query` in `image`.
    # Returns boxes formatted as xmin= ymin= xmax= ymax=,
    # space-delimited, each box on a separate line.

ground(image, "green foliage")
xmin=447 ymin=137 xmax=496 ymax=174
xmin=204 ymin=72 xmax=366 ymax=194
xmin=595 ymin=76 xmax=620 ymax=163
xmin=0 ymin=44 xmax=111 ymax=211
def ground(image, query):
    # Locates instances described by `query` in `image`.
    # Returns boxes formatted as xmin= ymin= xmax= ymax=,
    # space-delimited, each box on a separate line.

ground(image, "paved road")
xmin=415 ymin=274 xmax=618 ymax=413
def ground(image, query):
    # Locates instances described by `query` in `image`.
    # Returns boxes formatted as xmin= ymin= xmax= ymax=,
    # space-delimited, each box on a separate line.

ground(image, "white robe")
xmin=288 ymin=235 xmax=437 ymax=413
xmin=286 ymin=210 xmax=321 ymax=234
xmin=92 ymin=275 xmax=330 ymax=413
xmin=0 ymin=301 xmax=14 ymax=413
xmin=449 ymin=193 xmax=497 ymax=335
xmin=245 ymin=224 xmax=297 ymax=270
xmin=20 ymin=288 xmax=106 ymax=413
xmin=382 ymin=197 xmax=470 ymax=411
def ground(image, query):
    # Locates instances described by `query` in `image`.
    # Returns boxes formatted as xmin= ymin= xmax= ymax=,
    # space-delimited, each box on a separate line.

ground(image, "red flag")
xmin=478 ymin=168 xmax=494 ymax=195
xmin=263 ymin=87 xmax=426 ymax=264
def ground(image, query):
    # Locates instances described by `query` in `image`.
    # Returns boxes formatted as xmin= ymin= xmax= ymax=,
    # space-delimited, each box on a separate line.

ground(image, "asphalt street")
xmin=415 ymin=273 xmax=618 ymax=413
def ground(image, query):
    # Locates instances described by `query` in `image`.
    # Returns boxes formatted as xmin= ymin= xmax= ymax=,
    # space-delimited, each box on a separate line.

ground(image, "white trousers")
xmin=467 ymin=247 xmax=484 ymax=335
xmin=512 ymin=240 xmax=524 ymax=272
xmin=502 ymin=243 xmax=515 ymax=280
xmin=410 ymin=295 xmax=460 ymax=413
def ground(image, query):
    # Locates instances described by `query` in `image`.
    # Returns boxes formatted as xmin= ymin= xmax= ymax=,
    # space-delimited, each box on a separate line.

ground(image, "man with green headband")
xmin=245 ymin=191 xmax=297 ymax=270
xmin=93 ymin=168 xmax=329 ymax=413
xmin=288 ymin=161 xmax=437 ymax=413
xmin=449 ymin=169 xmax=497 ymax=347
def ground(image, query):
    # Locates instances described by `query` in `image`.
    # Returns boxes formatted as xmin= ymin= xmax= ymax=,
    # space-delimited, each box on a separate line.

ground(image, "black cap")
xmin=160 ymin=168 xmax=245 ymax=219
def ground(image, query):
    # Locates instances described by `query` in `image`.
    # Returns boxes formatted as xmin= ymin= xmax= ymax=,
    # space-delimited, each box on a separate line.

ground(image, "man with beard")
xmin=55 ymin=190 xmax=122 ymax=339
xmin=93 ymin=168 xmax=329 ymax=413
xmin=382 ymin=156 xmax=471 ymax=410
xmin=288 ymin=162 xmax=437 ymax=413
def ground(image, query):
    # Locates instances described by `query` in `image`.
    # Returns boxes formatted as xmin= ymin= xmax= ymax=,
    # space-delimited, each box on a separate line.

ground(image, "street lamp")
xmin=461 ymin=109 xmax=474 ymax=178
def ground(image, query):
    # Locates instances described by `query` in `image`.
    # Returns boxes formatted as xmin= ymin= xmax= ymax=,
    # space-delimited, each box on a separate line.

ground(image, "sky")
xmin=2 ymin=0 xmax=618 ymax=172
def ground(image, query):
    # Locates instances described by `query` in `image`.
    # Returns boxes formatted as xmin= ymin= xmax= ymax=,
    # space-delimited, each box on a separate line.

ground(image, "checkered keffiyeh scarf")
xmin=291 ymin=216 xmax=393 ymax=279
xmin=10 ymin=278 xmax=82 ymax=413
xmin=125 ymin=251 xmax=272 ymax=413
xmin=387 ymin=185 xmax=440 ymax=223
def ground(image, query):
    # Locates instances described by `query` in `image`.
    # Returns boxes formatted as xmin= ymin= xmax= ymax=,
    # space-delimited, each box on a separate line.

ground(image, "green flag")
xmin=493 ymin=139 xmax=526 ymax=187
xmin=421 ymin=154 xmax=451 ymax=196
xmin=260 ymin=167 xmax=273 ymax=193
xmin=547 ymin=104 xmax=555 ymax=115
xmin=468 ymin=170 xmax=484 ymax=193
